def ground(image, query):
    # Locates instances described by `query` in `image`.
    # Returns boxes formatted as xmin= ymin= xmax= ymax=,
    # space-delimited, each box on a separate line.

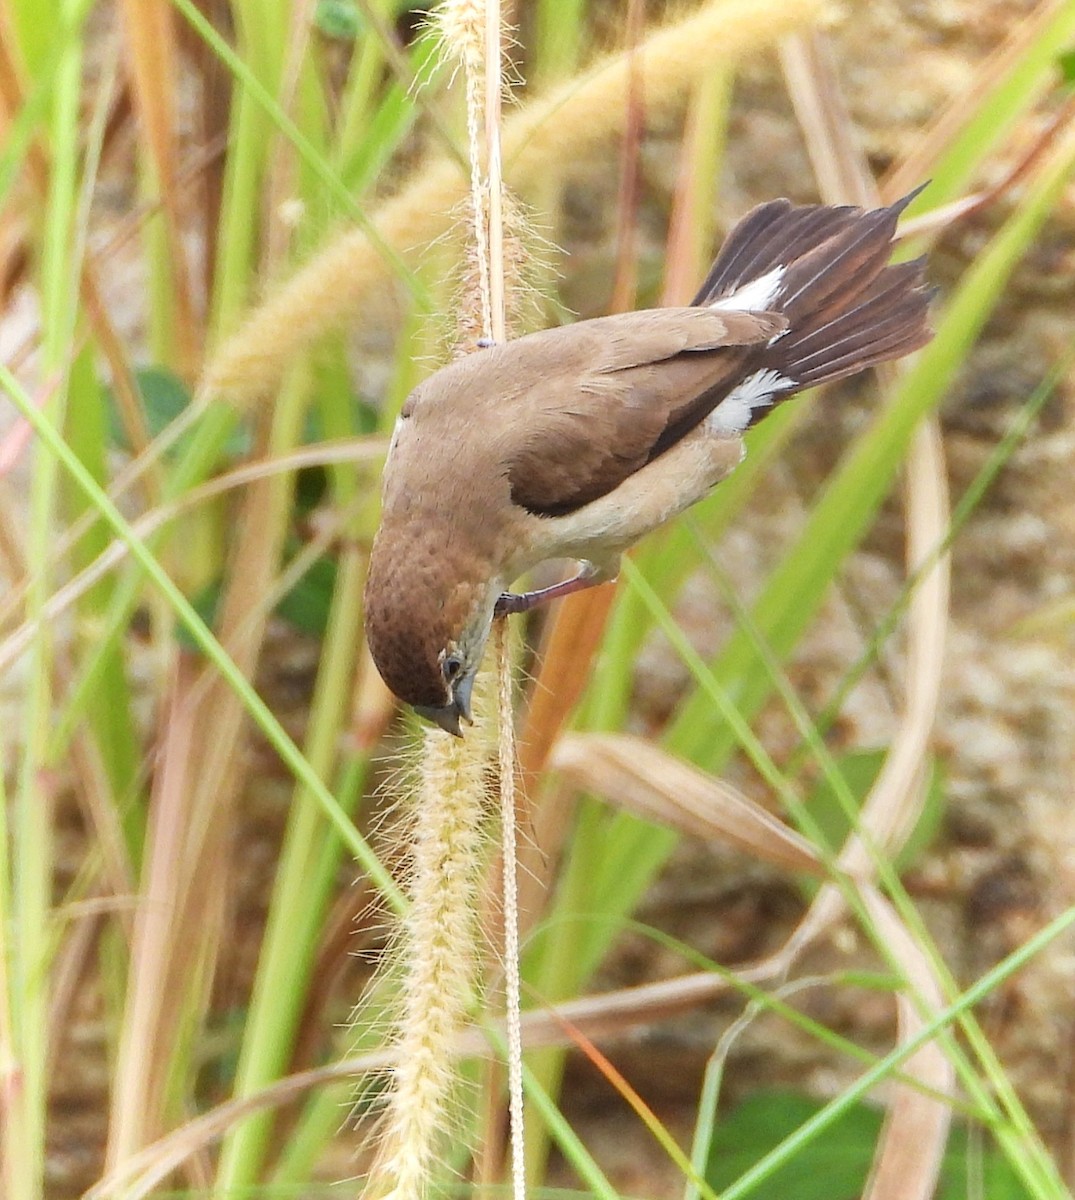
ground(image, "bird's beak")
xmin=414 ymin=702 xmax=464 ymax=737
xmin=414 ymin=669 xmax=476 ymax=738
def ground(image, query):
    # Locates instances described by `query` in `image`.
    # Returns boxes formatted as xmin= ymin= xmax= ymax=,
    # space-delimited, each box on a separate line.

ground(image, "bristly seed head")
xmin=431 ymin=0 xmax=486 ymax=75
xmin=445 ymin=192 xmax=552 ymax=356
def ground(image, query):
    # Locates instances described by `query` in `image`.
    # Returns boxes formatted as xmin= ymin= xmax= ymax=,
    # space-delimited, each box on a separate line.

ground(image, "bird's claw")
xmin=494 ymin=566 xmax=606 ymax=617
xmin=494 ymin=591 xmax=528 ymax=616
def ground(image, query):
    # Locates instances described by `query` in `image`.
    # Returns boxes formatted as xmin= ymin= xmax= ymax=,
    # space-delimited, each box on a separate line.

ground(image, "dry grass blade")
xmin=66 ymin=729 xmax=136 ymax=933
xmin=837 ymin=418 xmax=949 ymax=877
xmin=0 ymin=370 xmax=60 ymax=477
xmin=606 ymin=0 xmax=646 ymax=315
xmin=348 ymin=644 xmax=399 ymax=751
xmin=518 ymin=957 xmax=788 ymax=1043
xmin=551 ymin=733 xmax=824 ymax=877
xmin=94 ymin=867 xmax=964 ymax=1200
xmin=519 ymin=587 xmax=617 ymax=785
xmin=661 ymin=69 xmax=727 ymax=306
xmin=46 ymin=908 xmax=106 ymax=1086
xmin=897 ymin=90 xmax=1075 ymax=238
xmin=118 ymin=0 xmax=198 ymax=370
xmin=87 ymin=1051 xmax=406 ymax=1200
xmin=859 ymin=886 xmax=953 ymax=1200
xmin=709 ymin=65 xmax=958 ymax=1198
xmin=106 ymin=661 xmax=211 ymax=1171
xmin=0 ymin=20 xmax=161 ymax=461
xmin=86 ymin=961 xmax=794 ymax=1198
xmin=779 ymin=33 xmax=872 ymax=205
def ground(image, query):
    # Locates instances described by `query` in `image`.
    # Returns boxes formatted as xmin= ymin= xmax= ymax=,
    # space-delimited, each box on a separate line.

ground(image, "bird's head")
xmin=364 ymin=522 xmax=499 ymax=737
xmin=413 ymin=619 xmax=490 ymax=737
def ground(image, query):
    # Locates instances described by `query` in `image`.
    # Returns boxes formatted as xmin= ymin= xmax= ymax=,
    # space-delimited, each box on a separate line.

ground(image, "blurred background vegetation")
xmin=2 ymin=0 xmax=1075 ymax=1197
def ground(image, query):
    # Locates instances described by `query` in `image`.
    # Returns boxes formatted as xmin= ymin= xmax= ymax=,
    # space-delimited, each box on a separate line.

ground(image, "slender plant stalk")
xmin=479 ymin=0 xmax=526 ymax=1186
xmin=483 ymin=0 xmax=506 ymax=345
xmin=496 ymin=622 xmax=525 ymax=1200
xmin=363 ymin=3 xmax=516 ymax=1196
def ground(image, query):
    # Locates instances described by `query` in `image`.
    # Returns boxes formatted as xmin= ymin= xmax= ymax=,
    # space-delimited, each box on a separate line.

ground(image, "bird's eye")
xmin=442 ymin=653 xmax=463 ymax=680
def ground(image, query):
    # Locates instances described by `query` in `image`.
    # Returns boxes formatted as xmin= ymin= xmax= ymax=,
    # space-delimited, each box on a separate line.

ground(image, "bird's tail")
xmin=694 ymin=187 xmax=933 ymax=393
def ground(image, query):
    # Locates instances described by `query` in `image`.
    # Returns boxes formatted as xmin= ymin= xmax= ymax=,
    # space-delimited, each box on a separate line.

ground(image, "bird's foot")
xmin=495 ymin=565 xmax=607 ymax=616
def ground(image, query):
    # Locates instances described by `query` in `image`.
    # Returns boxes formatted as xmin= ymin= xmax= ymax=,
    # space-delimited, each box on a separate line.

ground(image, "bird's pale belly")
xmin=520 ymin=429 xmax=746 ymax=576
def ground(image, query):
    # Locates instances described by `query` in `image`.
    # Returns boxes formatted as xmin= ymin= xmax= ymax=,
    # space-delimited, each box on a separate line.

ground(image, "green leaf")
xmin=175 ymin=578 xmax=222 ymax=650
xmin=177 ymin=553 xmax=338 ymax=649
xmin=1057 ymin=47 xmax=1075 ymax=86
xmin=804 ymin=748 xmax=946 ymax=874
xmin=314 ymin=0 xmax=363 ymax=40
xmin=707 ymin=1091 xmax=1033 ymax=1200
xmin=274 ymin=554 xmax=338 ymax=637
xmin=114 ymin=366 xmax=188 ymax=443
xmin=107 ymin=366 xmax=250 ymax=459
xmin=708 ymin=1092 xmax=879 ymax=1200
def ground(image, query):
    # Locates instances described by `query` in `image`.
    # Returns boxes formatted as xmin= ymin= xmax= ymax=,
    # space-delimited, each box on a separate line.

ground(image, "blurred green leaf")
xmin=315 ymin=0 xmax=363 ymax=40
xmin=177 ymin=551 xmax=338 ymax=648
xmin=107 ymin=366 xmax=250 ymax=459
xmin=804 ymin=748 xmax=945 ymax=875
xmin=1057 ymin=47 xmax=1075 ymax=86
xmin=115 ymin=366 xmax=188 ymax=442
xmin=274 ymin=554 xmax=338 ymax=637
xmin=707 ymin=1091 xmax=1032 ymax=1200
xmin=708 ymin=1092 xmax=878 ymax=1200
xmin=175 ymin=578 xmax=223 ymax=650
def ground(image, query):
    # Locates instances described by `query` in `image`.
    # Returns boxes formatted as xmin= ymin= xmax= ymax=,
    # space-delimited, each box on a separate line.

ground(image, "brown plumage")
xmin=364 ymin=189 xmax=934 ymax=734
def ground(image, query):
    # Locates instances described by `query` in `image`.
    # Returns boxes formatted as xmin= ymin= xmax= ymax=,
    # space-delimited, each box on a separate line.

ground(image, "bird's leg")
xmin=495 ymin=562 xmax=608 ymax=615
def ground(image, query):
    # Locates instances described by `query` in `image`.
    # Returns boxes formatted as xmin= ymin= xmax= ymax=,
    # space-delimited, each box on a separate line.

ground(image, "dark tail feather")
xmin=693 ymin=184 xmax=927 ymax=309
xmin=691 ymin=186 xmax=923 ymax=307
xmin=694 ymin=186 xmax=932 ymax=395
xmin=692 ymin=200 xmax=862 ymax=306
xmin=770 ymin=258 xmax=935 ymax=388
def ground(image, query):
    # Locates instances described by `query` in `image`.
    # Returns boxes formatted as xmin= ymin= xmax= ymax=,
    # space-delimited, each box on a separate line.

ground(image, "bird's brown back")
xmin=393 ymin=307 xmax=783 ymax=519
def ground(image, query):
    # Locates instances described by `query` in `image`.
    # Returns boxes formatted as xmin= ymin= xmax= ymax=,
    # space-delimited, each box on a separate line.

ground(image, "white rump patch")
xmin=386 ymin=414 xmax=405 ymax=460
xmin=705 ymin=369 xmax=794 ymax=435
xmin=709 ymin=265 xmax=786 ymax=314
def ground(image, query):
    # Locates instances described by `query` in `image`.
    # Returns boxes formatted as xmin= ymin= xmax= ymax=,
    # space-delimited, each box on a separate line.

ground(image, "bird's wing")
xmin=577 ymin=306 xmax=784 ymax=368
xmin=496 ymin=307 xmax=782 ymax=517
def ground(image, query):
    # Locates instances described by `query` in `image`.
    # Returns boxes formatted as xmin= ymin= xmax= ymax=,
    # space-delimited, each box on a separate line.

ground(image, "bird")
xmin=364 ymin=189 xmax=934 ymax=735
